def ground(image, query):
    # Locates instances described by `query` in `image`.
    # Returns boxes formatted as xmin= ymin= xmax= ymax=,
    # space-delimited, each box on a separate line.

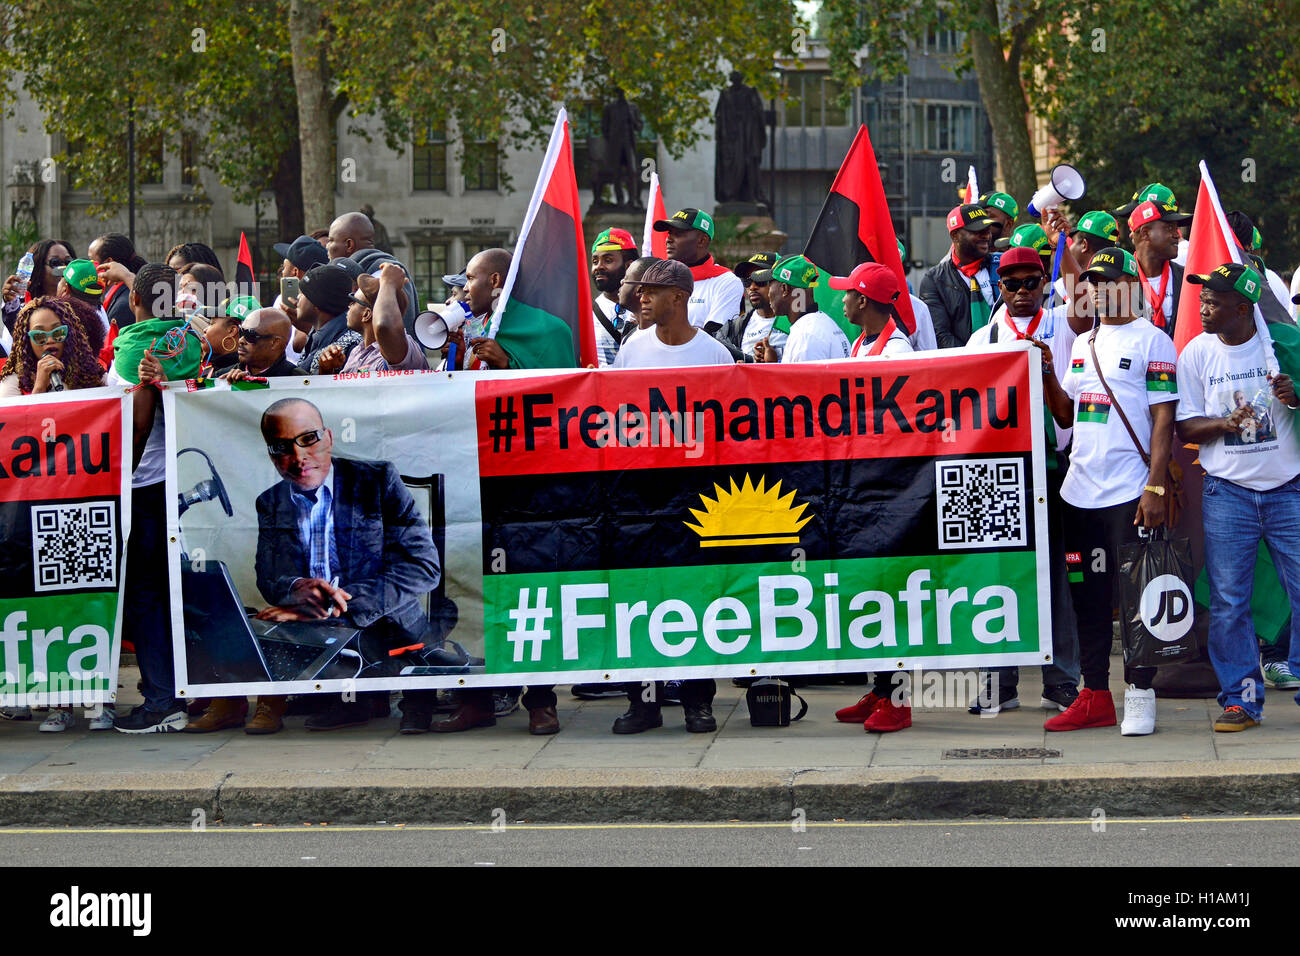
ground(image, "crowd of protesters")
xmin=1 ymin=181 xmax=1298 ymax=743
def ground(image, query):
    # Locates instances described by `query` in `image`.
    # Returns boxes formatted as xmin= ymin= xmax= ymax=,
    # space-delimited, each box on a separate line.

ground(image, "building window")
xmin=463 ymin=141 xmax=499 ymax=192
xmin=909 ymin=102 xmax=977 ymax=153
xmin=779 ymin=72 xmax=847 ymax=128
xmin=181 ymin=133 xmax=198 ymax=187
xmin=924 ymin=28 xmax=963 ymax=54
xmin=136 ymin=132 xmax=165 ymax=185
xmin=410 ymin=241 xmax=449 ymax=306
xmin=413 ymin=127 xmax=448 ymax=192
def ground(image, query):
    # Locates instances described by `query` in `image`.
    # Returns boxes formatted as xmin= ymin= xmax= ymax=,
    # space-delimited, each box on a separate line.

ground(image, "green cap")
xmin=653 ymin=207 xmax=715 ymax=240
xmin=1187 ymin=262 xmax=1263 ymax=304
xmin=1008 ymin=223 xmax=1050 ymax=255
xmin=1251 ymin=226 xmax=1262 ymax=251
xmin=771 ymin=254 xmax=820 ymax=289
xmin=222 ymin=295 xmax=262 ymax=320
xmin=1080 ymin=246 xmax=1140 ymax=282
xmin=896 ymin=238 xmax=907 ymax=261
xmin=63 ymin=259 xmax=104 ymax=295
xmin=1074 ymin=210 xmax=1120 ymax=243
xmin=981 ymin=191 xmax=1019 ymax=219
xmin=1116 ymin=183 xmax=1177 ymax=216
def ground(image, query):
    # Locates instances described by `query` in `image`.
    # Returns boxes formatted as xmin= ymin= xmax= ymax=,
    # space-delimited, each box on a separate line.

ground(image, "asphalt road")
xmin=5 ymin=816 xmax=1299 ymax=867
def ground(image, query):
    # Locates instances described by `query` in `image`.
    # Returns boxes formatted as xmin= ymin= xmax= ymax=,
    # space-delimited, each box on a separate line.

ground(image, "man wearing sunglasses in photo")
xmin=252 ymin=397 xmax=440 ymax=732
xmin=963 ymin=234 xmax=1090 ymax=719
xmin=222 ymin=308 xmax=304 ymax=382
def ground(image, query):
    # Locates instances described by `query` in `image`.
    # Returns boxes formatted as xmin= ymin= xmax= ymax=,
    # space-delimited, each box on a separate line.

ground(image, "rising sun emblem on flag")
xmin=684 ymin=474 xmax=812 ymax=548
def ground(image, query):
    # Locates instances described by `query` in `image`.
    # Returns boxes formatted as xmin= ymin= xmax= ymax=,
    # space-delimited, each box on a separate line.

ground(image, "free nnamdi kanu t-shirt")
xmin=1176 ymin=331 xmax=1300 ymax=490
xmin=1060 ymin=316 xmax=1178 ymax=508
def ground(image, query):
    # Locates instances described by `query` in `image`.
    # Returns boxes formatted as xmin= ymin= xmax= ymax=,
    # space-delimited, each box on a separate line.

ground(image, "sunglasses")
xmin=46 ymin=257 xmax=71 ymax=270
xmin=238 ymin=327 xmax=280 ymax=345
xmin=27 ymin=324 xmax=69 ymax=344
xmin=745 ymin=279 xmax=770 ymax=288
xmin=1001 ymin=275 xmax=1045 ymax=293
xmin=266 ymin=428 xmax=326 ymax=457
xmin=350 ymin=294 xmax=371 ymax=310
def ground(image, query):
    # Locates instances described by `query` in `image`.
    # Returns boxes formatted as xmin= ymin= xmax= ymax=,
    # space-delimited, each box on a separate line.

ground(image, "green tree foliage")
xmin=2 ymin=0 xmax=795 ymax=239
xmin=1028 ymin=0 xmax=1300 ymax=269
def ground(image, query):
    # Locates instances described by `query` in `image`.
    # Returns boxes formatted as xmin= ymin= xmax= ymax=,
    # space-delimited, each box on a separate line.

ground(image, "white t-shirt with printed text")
xmin=1176 ymin=332 xmax=1300 ymax=491
xmin=1060 ymin=317 xmax=1178 ymax=508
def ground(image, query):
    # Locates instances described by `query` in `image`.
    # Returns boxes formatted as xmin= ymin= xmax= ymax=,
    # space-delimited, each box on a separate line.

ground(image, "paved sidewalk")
xmin=3 ymin=654 xmax=1300 ymax=824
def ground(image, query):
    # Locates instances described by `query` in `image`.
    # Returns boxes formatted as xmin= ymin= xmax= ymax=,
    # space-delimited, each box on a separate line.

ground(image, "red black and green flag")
xmin=234 ymin=231 xmax=256 ymax=300
xmin=488 ymin=109 xmax=597 ymax=370
xmin=800 ymin=125 xmax=916 ymax=343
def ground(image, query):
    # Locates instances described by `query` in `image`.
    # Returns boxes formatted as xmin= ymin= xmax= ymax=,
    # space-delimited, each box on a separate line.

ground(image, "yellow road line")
xmin=1 ymin=816 xmax=1299 ymax=835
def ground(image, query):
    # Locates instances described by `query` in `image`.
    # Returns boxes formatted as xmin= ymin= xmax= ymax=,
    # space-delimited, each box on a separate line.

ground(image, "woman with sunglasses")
xmin=2 ymin=239 xmax=78 ymax=331
xmin=0 ymin=296 xmax=106 ymax=397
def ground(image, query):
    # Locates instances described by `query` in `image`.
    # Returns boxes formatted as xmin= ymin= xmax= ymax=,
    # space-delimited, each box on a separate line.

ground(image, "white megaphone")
xmin=1026 ymin=164 xmax=1086 ymax=218
xmin=414 ymin=300 xmax=472 ymax=350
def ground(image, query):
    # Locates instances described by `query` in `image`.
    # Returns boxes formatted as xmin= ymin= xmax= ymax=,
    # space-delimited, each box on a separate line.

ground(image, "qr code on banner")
xmin=936 ymin=458 xmax=1026 ymax=549
xmin=31 ymin=502 xmax=117 ymax=592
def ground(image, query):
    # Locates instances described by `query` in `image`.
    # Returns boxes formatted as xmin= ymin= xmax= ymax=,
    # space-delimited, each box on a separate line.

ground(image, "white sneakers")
xmin=38 ymin=709 xmax=75 ymax=733
xmin=1120 ymin=685 xmax=1157 ymax=736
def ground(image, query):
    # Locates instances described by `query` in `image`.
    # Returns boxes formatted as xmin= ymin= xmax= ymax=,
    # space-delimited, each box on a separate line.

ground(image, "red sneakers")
xmin=864 ymin=697 xmax=912 ymax=733
xmin=1044 ymin=687 xmax=1116 ymax=731
xmin=835 ymin=692 xmax=881 ymax=723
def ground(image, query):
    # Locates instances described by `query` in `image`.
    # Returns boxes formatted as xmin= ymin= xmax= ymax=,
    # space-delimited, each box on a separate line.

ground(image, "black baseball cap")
xmin=300 ymin=264 xmax=354 ymax=316
xmin=735 ymin=251 xmax=778 ymax=281
xmin=273 ymin=235 xmax=329 ymax=271
xmin=1187 ymin=262 xmax=1263 ymax=304
xmin=653 ymin=207 xmax=715 ymax=239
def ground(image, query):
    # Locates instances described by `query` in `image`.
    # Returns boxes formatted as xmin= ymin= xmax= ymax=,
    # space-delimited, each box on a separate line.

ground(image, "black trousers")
xmin=624 ymin=679 xmax=715 ymax=709
xmin=1063 ymin=497 xmax=1156 ymax=692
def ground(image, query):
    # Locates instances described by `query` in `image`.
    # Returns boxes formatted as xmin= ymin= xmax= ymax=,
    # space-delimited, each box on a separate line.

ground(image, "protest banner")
xmin=166 ymin=346 xmax=1050 ymax=697
xmin=0 ymin=389 xmax=132 ymax=706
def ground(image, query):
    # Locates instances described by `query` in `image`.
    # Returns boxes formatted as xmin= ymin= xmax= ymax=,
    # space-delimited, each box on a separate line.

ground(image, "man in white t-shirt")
xmin=830 ymin=261 xmax=913 ymax=358
xmin=1175 ymin=262 xmax=1300 ymax=732
xmin=754 ymin=254 xmax=849 ymax=364
xmin=965 ymin=245 xmax=1086 ymax=716
xmin=1041 ymin=246 xmax=1179 ymax=738
xmin=607 ymin=258 xmax=729 ymax=735
xmin=652 ymin=207 xmax=744 ymax=332
xmin=612 ymin=259 xmax=734 ymax=369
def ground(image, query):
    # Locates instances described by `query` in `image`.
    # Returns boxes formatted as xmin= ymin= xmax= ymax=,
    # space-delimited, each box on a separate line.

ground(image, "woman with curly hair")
xmin=0 ymin=298 xmax=107 ymax=730
xmin=0 ymin=296 xmax=106 ymax=398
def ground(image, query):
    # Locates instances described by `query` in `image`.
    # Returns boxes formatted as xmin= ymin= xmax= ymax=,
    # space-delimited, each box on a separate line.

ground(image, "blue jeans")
xmin=1202 ymin=473 xmax=1300 ymax=719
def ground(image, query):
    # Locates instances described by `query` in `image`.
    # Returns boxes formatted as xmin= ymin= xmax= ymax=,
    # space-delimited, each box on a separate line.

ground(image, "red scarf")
xmin=1137 ymin=262 xmax=1171 ymax=327
xmin=1005 ymin=309 xmax=1044 ymax=341
xmin=852 ymin=318 xmax=899 ymax=357
xmin=951 ymin=250 xmax=986 ymax=278
xmin=689 ymin=256 xmax=731 ymax=281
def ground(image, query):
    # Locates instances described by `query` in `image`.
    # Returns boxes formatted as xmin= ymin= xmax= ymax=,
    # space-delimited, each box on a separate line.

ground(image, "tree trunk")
xmin=273 ymin=141 xmax=305 ymax=241
xmin=967 ymin=0 xmax=1039 ymax=213
xmin=289 ymin=0 xmax=334 ymax=232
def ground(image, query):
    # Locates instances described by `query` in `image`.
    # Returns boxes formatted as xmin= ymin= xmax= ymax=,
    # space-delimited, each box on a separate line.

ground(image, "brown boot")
xmin=429 ymin=694 xmax=496 ymax=733
xmin=528 ymin=706 xmax=560 ymax=735
xmin=183 ymin=697 xmax=248 ymax=733
xmin=245 ymin=695 xmax=288 ymax=735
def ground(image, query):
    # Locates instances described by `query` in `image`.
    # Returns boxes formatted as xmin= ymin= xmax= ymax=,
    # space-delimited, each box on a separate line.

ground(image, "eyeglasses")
xmin=27 ymin=324 xmax=69 ymax=344
xmin=46 ymin=258 xmax=71 ymax=270
xmin=266 ymin=429 xmax=326 ymax=456
xmin=238 ymin=327 xmax=281 ymax=345
xmin=1001 ymin=275 xmax=1045 ymax=293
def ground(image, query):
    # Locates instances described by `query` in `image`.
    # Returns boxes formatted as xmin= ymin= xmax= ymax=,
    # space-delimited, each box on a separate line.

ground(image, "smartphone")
xmin=280 ymin=275 xmax=300 ymax=303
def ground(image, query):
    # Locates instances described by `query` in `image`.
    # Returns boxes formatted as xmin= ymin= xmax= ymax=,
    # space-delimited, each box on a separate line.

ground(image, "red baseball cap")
xmin=828 ymin=261 xmax=901 ymax=302
xmin=996 ymin=245 xmax=1046 ymax=275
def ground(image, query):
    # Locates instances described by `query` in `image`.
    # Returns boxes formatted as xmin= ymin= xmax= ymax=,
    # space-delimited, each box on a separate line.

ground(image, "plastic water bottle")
xmin=15 ymin=252 xmax=34 ymax=296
